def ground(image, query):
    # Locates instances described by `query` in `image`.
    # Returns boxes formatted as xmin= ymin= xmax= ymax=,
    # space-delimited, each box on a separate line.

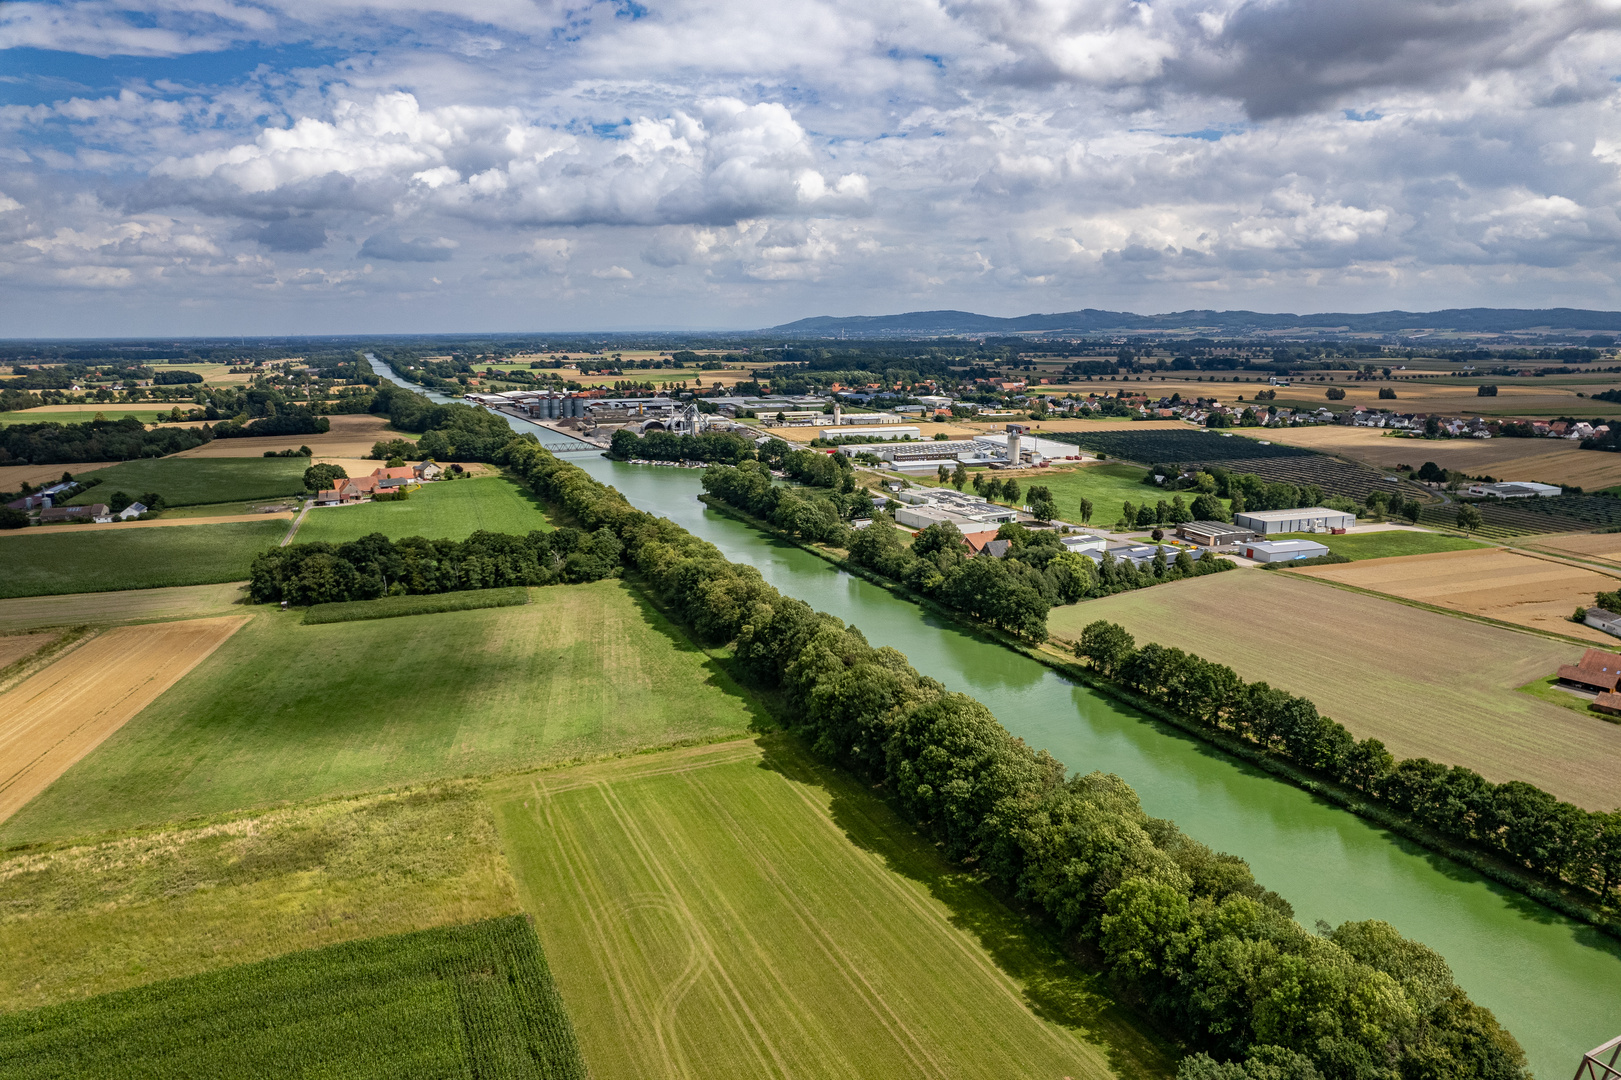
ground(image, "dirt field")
xmin=0 ymin=632 xmax=55 ymax=669
xmin=1252 ymin=425 xmax=1621 ymax=489
xmin=1049 ymin=572 xmax=1621 ymax=809
xmin=1295 ymin=547 xmax=1621 ymax=643
xmin=0 ymin=582 xmax=245 ymax=633
xmin=168 ymin=414 xmax=397 ymax=459
xmin=0 ymin=616 xmax=247 ymax=824
xmin=1523 ymin=532 xmax=1621 ymax=569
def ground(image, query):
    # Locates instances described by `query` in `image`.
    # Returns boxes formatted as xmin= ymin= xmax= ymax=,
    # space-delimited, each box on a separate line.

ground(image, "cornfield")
xmin=0 ymin=916 xmax=587 ymax=1080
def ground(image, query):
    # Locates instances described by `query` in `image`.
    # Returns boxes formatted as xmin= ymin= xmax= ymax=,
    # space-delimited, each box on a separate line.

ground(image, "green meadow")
xmin=66 ymin=457 xmax=307 ymax=507
xmin=0 ymin=521 xmax=287 ymax=599
xmin=293 ymin=475 xmax=551 ymax=545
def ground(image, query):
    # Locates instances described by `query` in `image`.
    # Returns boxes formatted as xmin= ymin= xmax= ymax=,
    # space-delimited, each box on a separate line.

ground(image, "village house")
xmin=315 ymin=463 xmax=443 ymax=505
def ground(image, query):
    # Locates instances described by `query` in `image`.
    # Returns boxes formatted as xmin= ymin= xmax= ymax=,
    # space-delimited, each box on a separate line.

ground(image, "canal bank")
xmin=569 ymin=454 xmax=1621 ymax=1080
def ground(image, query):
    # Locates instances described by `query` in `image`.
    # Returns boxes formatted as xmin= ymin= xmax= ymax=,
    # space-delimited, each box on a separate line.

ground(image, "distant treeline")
xmin=249 ymin=529 xmax=622 ymax=605
xmin=1076 ymin=621 xmax=1621 ymax=912
xmin=500 ymin=440 xmax=1528 ymax=1080
xmin=0 ymin=417 xmax=210 ymax=466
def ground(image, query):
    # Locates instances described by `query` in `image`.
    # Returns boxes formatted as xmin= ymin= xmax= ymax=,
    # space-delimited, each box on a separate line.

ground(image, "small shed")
xmin=1241 ymin=539 xmax=1330 ymax=563
xmin=1583 ymin=609 xmax=1621 ymax=639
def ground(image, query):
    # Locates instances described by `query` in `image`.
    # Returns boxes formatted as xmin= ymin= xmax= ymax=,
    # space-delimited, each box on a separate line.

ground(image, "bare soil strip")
xmin=0 ymin=583 xmax=244 ymax=633
xmin=0 ymin=633 xmax=55 ymax=670
xmin=0 ymin=616 xmax=247 ymax=824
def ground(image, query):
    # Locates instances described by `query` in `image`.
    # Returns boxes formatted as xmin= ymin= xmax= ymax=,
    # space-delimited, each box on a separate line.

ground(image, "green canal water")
xmin=566 ymin=453 xmax=1621 ymax=1080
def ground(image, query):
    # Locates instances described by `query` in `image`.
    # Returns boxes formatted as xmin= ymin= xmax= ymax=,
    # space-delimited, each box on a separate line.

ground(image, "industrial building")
xmin=1233 ymin=507 xmax=1356 ymax=535
xmin=1465 ymin=481 xmax=1562 ymax=499
xmin=822 ymin=425 xmax=923 ymax=441
xmin=1176 ymin=521 xmax=1256 ymax=546
xmin=1239 ymin=538 xmax=1331 ymax=562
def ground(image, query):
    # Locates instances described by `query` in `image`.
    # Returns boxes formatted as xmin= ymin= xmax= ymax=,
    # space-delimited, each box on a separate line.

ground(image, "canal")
xmin=371 ymin=354 xmax=1621 ymax=1077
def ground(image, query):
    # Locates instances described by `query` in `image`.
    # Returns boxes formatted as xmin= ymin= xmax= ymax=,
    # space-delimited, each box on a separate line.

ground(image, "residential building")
xmin=116 ymin=502 xmax=148 ymax=520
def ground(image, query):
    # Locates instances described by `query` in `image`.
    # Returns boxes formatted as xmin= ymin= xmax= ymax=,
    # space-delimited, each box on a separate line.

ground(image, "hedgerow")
xmin=501 ymin=438 xmax=1530 ymax=1080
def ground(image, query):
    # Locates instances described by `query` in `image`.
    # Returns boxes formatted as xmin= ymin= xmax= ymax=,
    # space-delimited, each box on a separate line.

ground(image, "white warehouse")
xmin=1233 ymin=507 xmax=1356 ymax=535
xmin=1241 ymin=539 xmax=1331 ymax=563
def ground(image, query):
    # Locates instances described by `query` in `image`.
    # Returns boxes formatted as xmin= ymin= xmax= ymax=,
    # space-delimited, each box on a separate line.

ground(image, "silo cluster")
xmin=526 ymin=392 xmax=586 ymax=419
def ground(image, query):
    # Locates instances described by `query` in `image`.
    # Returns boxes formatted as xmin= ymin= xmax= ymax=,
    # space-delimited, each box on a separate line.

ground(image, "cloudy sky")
xmin=3 ymin=0 xmax=1621 ymax=334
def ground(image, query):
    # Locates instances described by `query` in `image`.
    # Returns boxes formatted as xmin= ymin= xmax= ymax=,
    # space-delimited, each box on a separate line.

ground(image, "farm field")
xmin=1253 ymin=425 xmax=1621 ymax=489
xmin=18 ymin=511 xmax=294 ymax=536
xmin=0 ymin=917 xmax=585 ymax=1079
xmin=294 ymin=476 xmax=550 ymax=545
xmin=0 ymin=582 xmax=245 ymax=633
xmin=962 ymin=418 xmax=1189 ymax=434
xmin=0 ymin=632 xmax=53 ymax=670
xmin=0 ymin=461 xmax=121 ymax=490
xmin=0 ymin=580 xmax=762 ymax=843
xmin=169 ymin=412 xmax=399 ymax=458
xmin=1049 ymin=571 xmax=1621 ymax=809
xmin=1522 ymin=531 xmax=1621 ymax=569
xmin=0 ymin=520 xmax=286 ymax=598
xmin=490 ymin=738 xmax=1169 ymax=1080
xmin=65 ymin=456 xmax=307 ymax=507
xmin=1273 ymin=529 xmax=1488 ymax=560
xmin=0 ymin=784 xmax=520 ymax=1011
xmin=0 ymin=616 xmax=246 ymax=825
xmin=1296 ymin=547 xmax=1621 ymax=644
xmin=765 ymin=420 xmax=984 ymax=443
xmin=304 ymin=587 xmax=530 ymax=624
xmin=0 ymin=409 xmax=177 ymax=426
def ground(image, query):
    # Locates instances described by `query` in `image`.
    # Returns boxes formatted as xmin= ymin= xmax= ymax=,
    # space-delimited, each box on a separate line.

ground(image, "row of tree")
xmin=248 ymin=527 xmax=622 ymax=605
xmin=0 ymin=416 xmax=210 ymax=465
xmin=500 ymin=440 xmax=1528 ymax=1080
xmin=1075 ymin=621 xmax=1621 ymax=906
xmin=607 ymin=428 xmax=758 ymax=464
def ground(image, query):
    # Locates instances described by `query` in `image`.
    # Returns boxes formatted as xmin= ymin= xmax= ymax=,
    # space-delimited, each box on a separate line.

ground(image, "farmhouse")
xmin=116 ymin=502 xmax=148 ymax=520
xmin=316 ymin=464 xmax=441 ymax=505
xmin=1241 ymin=539 xmax=1330 ymax=563
xmin=1556 ymin=648 xmax=1621 ymax=693
xmin=1234 ymin=507 xmax=1356 ymax=535
xmin=39 ymin=504 xmax=110 ymax=524
xmin=1177 ymin=521 xmax=1256 ymax=546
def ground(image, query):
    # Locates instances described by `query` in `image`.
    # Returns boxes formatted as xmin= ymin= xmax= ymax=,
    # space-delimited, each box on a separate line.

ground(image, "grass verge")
xmin=0 ymin=522 xmax=288 ymax=599
xmin=1516 ymin=674 xmax=1621 ymax=724
xmin=303 ymin=586 xmax=530 ymax=624
xmin=0 ymin=916 xmax=585 ymax=1080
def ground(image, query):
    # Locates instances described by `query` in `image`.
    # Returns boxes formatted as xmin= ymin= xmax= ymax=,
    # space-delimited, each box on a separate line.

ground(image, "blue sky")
xmin=3 ymin=0 xmax=1621 ymax=334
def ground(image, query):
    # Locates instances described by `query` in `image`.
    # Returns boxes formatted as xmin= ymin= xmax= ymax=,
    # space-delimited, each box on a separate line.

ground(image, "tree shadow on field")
xmin=755 ymin=731 xmax=1180 ymax=1080
xmin=619 ymin=583 xmax=775 ymax=736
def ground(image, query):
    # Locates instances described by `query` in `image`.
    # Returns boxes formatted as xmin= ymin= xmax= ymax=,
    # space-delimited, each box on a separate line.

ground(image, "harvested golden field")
xmin=18 ymin=512 xmax=294 ymax=536
xmin=0 ymin=616 xmax=246 ymax=824
xmin=0 ymin=582 xmax=245 ymax=633
xmin=1254 ymin=425 xmax=1621 ymax=489
xmin=1049 ymin=572 xmax=1621 ymax=809
xmin=169 ymin=413 xmax=397 ymax=458
xmin=1523 ymin=532 xmax=1621 ymax=569
xmin=963 ymin=418 xmax=1190 ymax=434
xmin=0 ymin=462 xmax=122 ymax=490
xmin=1296 ymin=547 xmax=1621 ymax=643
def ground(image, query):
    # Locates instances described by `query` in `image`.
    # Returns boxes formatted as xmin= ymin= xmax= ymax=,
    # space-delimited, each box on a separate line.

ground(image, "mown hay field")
xmin=293 ymin=476 xmax=551 ymax=545
xmin=0 ymin=617 xmax=247 ymax=825
xmin=0 ymin=409 xmax=179 ymax=427
xmin=0 ymin=520 xmax=287 ymax=598
xmin=0 ymin=462 xmax=122 ymax=490
xmin=1524 ymin=531 xmax=1621 ymax=569
xmin=0 ymin=582 xmax=244 ymax=633
xmin=0 ymin=917 xmax=585 ymax=1080
xmin=490 ymin=738 xmax=1171 ymax=1080
xmin=0 ymin=580 xmax=762 ymax=843
xmin=1274 ymin=529 xmax=1487 ymax=560
xmin=65 ymin=456 xmax=307 ymax=507
xmin=0 ymin=784 xmax=519 ymax=1012
xmin=1048 ymin=571 xmax=1621 ymax=810
xmin=1296 ymin=547 xmax=1621 ymax=644
xmin=303 ymin=586 xmax=530 ymax=624
xmin=1252 ymin=425 xmax=1621 ymax=490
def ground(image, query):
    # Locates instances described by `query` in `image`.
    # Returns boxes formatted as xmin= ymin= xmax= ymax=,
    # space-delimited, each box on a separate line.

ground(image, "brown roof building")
xmin=1556 ymin=648 xmax=1621 ymax=693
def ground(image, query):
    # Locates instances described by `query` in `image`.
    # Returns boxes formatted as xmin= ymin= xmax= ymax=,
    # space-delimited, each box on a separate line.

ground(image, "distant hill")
xmin=768 ymin=307 xmax=1621 ymax=337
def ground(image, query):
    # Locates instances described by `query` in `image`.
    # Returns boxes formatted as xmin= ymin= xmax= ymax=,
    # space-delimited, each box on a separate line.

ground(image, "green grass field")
xmin=906 ymin=461 xmax=1221 ymax=527
xmin=489 ymin=738 xmax=1171 ymax=1080
xmin=0 ymin=916 xmax=586 ymax=1080
xmin=0 ymin=410 xmax=176 ymax=427
xmin=0 ymin=522 xmax=287 ymax=599
xmin=0 ymin=580 xmax=763 ymax=842
xmin=304 ymin=586 xmax=530 ymax=624
xmin=66 ymin=457 xmax=307 ymax=507
xmin=0 ymin=783 xmax=519 ymax=1011
xmin=293 ymin=476 xmax=551 ymax=545
xmin=1274 ymin=529 xmax=1489 ymax=560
